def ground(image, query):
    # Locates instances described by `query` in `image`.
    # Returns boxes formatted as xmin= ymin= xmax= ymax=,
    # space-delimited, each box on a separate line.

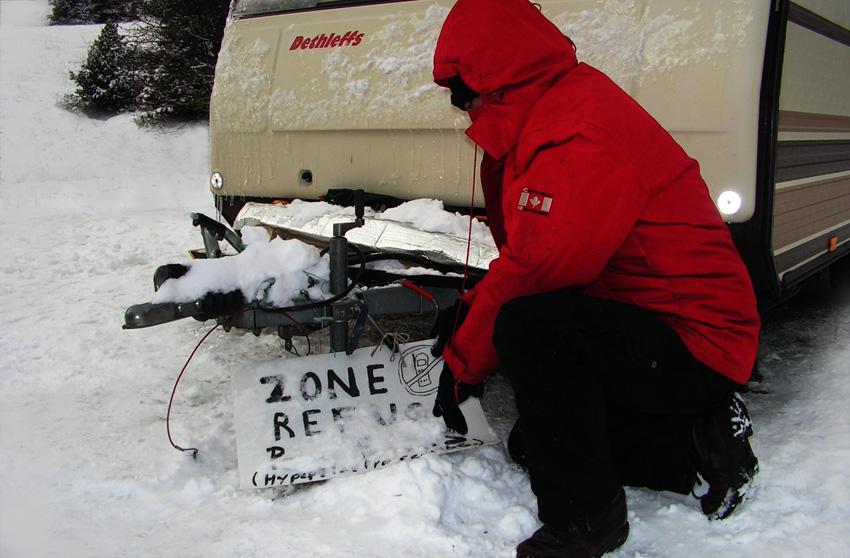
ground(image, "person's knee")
xmin=493 ymin=297 xmax=531 ymax=349
xmin=494 ymin=292 xmax=586 ymax=348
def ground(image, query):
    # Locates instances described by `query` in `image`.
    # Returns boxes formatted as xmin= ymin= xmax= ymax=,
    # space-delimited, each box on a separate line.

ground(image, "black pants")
xmin=493 ymin=293 xmax=738 ymax=526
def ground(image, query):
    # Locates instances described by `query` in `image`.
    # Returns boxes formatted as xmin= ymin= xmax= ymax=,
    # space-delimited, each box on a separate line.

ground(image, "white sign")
xmin=233 ymin=341 xmax=499 ymax=489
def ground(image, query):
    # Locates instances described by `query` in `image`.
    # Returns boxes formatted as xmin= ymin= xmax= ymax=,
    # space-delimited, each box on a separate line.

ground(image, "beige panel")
xmin=213 ymin=128 xmax=483 ymax=207
xmin=210 ymin=0 xmax=772 ymax=223
xmin=211 ymin=25 xmax=281 ymax=133
xmin=210 ymin=0 xmax=483 ymax=206
xmin=266 ymin=1 xmax=459 ymax=132
xmin=551 ymin=0 xmax=771 ymax=222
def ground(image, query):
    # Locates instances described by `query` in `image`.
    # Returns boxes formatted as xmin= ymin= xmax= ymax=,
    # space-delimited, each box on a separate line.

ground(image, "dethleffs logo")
xmin=289 ymin=31 xmax=364 ymax=50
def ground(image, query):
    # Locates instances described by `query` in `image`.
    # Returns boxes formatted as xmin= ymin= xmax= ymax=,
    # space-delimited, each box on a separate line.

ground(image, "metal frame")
xmin=124 ymin=190 xmax=462 ymax=354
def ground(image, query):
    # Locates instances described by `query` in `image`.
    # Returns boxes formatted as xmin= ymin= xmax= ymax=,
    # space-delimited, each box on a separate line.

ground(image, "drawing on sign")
xmin=398 ymin=343 xmax=441 ymax=396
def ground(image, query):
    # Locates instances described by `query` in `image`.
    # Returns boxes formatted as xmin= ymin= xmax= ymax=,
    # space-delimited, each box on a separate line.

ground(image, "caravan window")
xmin=232 ymin=0 xmax=414 ymax=18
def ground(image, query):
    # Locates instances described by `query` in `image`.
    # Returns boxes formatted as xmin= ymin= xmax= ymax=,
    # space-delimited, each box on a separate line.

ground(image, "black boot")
xmin=507 ymin=418 xmax=528 ymax=470
xmin=516 ymin=488 xmax=629 ymax=558
xmin=691 ymin=393 xmax=759 ymax=520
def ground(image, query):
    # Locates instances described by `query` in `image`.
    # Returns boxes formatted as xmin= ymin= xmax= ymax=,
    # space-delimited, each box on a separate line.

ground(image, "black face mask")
xmin=447 ymin=75 xmax=480 ymax=111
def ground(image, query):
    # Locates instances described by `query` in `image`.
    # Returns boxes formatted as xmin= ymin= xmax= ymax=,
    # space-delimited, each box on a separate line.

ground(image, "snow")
xmin=149 ymin=229 xmax=330 ymax=307
xmin=248 ymin=197 xmax=495 ymax=246
xmin=148 ymin=196 xmax=494 ymax=305
xmin=219 ymin=2 xmax=458 ymax=131
xmin=1 ymin=2 xmax=849 ymax=557
xmin=550 ymin=0 xmax=754 ymax=89
xmin=378 ymin=197 xmax=494 ymax=245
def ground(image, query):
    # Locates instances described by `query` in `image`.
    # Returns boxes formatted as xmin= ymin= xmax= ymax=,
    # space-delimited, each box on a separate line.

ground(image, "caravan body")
xmin=209 ymin=0 xmax=850 ymax=305
xmin=753 ymin=1 xmax=850 ymax=297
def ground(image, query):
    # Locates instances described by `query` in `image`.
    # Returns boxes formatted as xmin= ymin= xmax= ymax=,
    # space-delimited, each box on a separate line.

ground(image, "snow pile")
xmin=150 ymin=197 xmax=494 ymax=305
xmin=378 ymin=197 xmax=494 ymax=246
xmin=233 ymin=198 xmax=494 ymax=247
xmin=276 ymin=198 xmax=361 ymax=226
xmin=150 ymin=227 xmax=329 ymax=306
xmin=274 ymin=197 xmax=495 ymax=247
xmin=1 ymin=4 xmax=849 ymax=558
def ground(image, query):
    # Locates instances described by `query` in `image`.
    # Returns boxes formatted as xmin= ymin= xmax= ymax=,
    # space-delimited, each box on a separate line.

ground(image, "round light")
xmin=210 ymin=172 xmax=224 ymax=190
xmin=717 ymin=190 xmax=742 ymax=215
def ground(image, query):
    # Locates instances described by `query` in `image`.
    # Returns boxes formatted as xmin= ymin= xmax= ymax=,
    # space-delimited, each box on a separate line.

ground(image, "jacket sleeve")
xmin=444 ymin=126 xmax=650 ymax=384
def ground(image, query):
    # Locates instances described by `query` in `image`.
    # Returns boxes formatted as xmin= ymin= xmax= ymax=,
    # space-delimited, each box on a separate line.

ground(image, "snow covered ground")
xmin=1 ymin=2 xmax=848 ymax=557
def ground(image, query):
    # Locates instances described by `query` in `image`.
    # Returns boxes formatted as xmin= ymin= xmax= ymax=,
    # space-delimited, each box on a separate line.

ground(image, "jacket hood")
xmin=433 ymin=0 xmax=578 ymax=159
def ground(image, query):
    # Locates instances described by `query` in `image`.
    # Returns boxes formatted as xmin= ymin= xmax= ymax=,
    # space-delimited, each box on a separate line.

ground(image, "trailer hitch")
xmin=123 ymin=188 xmax=461 ymax=339
xmin=124 ymin=300 xmax=204 ymax=329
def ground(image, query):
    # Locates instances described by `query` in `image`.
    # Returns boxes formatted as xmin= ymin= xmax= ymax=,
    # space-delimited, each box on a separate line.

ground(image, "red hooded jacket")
xmin=433 ymin=0 xmax=760 ymax=386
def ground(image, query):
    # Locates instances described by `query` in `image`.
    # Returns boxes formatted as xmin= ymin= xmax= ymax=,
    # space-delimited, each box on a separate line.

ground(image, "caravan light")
xmin=717 ymin=190 xmax=742 ymax=216
xmin=210 ymin=172 xmax=224 ymax=190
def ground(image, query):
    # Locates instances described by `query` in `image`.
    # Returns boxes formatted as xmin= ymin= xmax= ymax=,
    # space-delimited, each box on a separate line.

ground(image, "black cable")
xmin=259 ymin=243 xmax=367 ymax=313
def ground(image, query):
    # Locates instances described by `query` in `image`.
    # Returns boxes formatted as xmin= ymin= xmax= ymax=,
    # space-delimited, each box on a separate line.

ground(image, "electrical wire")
xmin=280 ymin=310 xmax=313 ymax=356
xmin=166 ymin=308 xmax=311 ymax=457
xmin=263 ymin=243 xmax=366 ymax=314
xmin=447 ymin=144 xmax=480 ymax=403
xmin=167 ymin=208 xmax=447 ymax=456
xmin=452 ymin=144 xmax=479 ymax=339
xmin=166 ymin=308 xmax=250 ymax=458
xmin=166 ymin=238 xmax=366 ymax=456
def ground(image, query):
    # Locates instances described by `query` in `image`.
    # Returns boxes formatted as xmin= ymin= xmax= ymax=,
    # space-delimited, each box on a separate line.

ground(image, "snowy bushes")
xmin=65 ymin=0 xmax=230 ymax=124
xmin=67 ymin=22 xmax=141 ymax=117
xmin=132 ymin=0 xmax=231 ymax=124
xmin=49 ymin=0 xmax=138 ymax=25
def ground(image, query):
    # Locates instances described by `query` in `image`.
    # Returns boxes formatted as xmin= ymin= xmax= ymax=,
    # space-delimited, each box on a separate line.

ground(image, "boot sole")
xmin=595 ymin=522 xmax=629 ymax=557
xmin=708 ymin=459 xmax=759 ymax=520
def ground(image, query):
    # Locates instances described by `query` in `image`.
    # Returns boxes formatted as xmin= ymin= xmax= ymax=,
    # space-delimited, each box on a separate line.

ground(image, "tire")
xmin=829 ymin=255 xmax=850 ymax=308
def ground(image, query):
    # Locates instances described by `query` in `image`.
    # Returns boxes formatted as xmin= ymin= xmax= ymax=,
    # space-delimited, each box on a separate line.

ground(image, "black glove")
xmin=432 ymin=363 xmax=483 ymax=435
xmin=430 ymin=298 xmax=470 ymax=357
xmin=194 ymin=290 xmax=244 ymax=321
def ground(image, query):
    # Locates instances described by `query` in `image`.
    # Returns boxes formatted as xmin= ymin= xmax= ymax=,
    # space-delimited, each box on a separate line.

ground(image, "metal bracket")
xmin=329 ymin=189 xmax=366 ymax=353
xmin=191 ymin=212 xmax=245 ymax=259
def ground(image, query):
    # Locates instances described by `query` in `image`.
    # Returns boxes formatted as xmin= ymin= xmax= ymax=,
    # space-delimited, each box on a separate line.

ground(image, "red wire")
xmin=166 ymin=308 xmax=310 ymax=457
xmin=401 ymin=279 xmax=435 ymax=302
xmin=280 ymin=310 xmax=312 ymax=357
xmin=166 ymin=319 xmax=225 ymax=458
xmin=447 ymin=144 xmax=479 ymax=365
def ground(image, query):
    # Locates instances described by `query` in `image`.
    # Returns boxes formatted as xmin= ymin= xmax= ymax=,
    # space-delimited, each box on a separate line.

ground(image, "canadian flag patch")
xmin=517 ymin=188 xmax=554 ymax=216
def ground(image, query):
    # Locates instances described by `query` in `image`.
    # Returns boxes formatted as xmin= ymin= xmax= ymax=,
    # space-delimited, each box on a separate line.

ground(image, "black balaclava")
xmin=447 ymin=75 xmax=479 ymax=111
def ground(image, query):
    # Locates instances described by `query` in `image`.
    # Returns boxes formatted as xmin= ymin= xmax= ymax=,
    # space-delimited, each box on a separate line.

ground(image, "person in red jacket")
xmin=429 ymin=0 xmax=761 ymax=556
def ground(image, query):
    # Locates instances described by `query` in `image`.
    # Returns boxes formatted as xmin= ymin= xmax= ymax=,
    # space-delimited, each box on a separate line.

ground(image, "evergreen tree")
xmin=131 ymin=0 xmax=231 ymax=123
xmin=49 ymin=0 xmax=138 ymax=25
xmin=68 ymin=22 xmax=141 ymax=116
xmin=65 ymin=0 xmax=230 ymax=124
